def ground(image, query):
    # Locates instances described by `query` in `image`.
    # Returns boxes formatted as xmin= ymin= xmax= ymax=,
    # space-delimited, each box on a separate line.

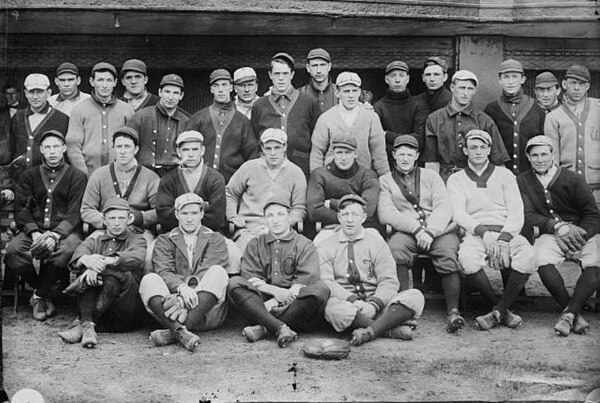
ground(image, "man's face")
xmin=306 ymin=58 xmax=331 ymax=84
xmin=499 ymin=72 xmax=525 ymax=96
xmin=463 ymin=138 xmax=490 ymax=166
xmin=261 ymin=141 xmax=287 ymax=168
xmin=527 ymin=145 xmax=554 ymax=174
xmin=104 ymin=209 xmax=130 ymax=237
xmin=113 ymin=135 xmax=138 ymax=166
xmin=90 ymin=71 xmax=117 ymax=100
xmin=337 ymin=84 xmax=360 ymax=110
xmin=534 ymin=85 xmax=560 ymax=108
xmin=393 ymin=146 xmax=419 ymax=173
xmin=158 ymin=85 xmax=183 ymax=112
xmin=332 ymin=147 xmax=357 ymax=170
xmin=175 ymin=203 xmax=204 ymax=233
xmin=177 ymin=141 xmax=205 ymax=168
xmin=385 ymin=70 xmax=410 ymax=93
xmin=210 ymin=79 xmax=232 ymax=103
xmin=422 ymin=65 xmax=447 ymax=91
xmin=269 ymin=61 xmax=294 ymax=94
xmin=234 ymin=80 xmax=258 ymax=103
xmin=562 ymin=78 xmax=590 ymax=103
xmin=451 ymin=79 xmax=476 ymax=107
xmin=5 ymin=87 xmax=18 ymax=105
xmin=121 ymin=71 xmax=148 ymax=96
xmin=338 ymin=202 xmax=367 ymax=239
xmin=25 ymin=88 xmax=50 ymax=112
xmin=264 ymin=204 xmax=291 ymax=238
xmin=55 ymin=73 xmax=80 ymax=98
xmin=39 ymin=136 xmax=66 ymax=167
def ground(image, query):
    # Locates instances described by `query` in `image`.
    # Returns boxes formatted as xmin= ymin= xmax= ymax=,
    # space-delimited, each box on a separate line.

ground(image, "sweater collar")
xmin=56 ymin=89 xmax=81 ymax=103
xmin=25 ymin=103 xmax=51 ymax=117
xmin=447 ymin=102 xmax=474 ymax=117
xmin=386 ymin=88 xmax=410 ymax=101
xmin=92 ymin=92 xmax=117 ymax=106
xmin=265 ymin=230 xmax=296 ymax=243
xmin=501 ymin=90 xmax=523 ymax=104
xmin=99 ymin=228 xmax=131 ymax=241
xmin=42 ymin=157 xmax=66 ymax=172
xmin=465 ymin=162 xmax=495 ymax=188
xmin=328 ymin=161 xmax=358 ymax=179
xmin=212 ymin=100 xmax=234 ymax=111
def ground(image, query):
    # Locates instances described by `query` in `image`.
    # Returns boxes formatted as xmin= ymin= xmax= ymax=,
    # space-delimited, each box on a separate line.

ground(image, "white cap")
xmin=233 ymin=67 xmax=257 ymax=85
xmin=24 ymin=74 xmax=50 ymax=90
xmin=336 ymin=72 xmax=362 ymax=87
xmin=260 ymin=128 xmax=287 ymax=144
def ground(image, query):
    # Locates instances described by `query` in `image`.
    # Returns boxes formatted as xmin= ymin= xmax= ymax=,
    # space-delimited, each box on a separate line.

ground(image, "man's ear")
xmin=128 ymin=213 xmax=135 ymax=225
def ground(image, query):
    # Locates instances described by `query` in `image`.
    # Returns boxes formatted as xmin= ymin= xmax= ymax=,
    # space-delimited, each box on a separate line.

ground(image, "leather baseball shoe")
xmin=384 ymin=325 xmax=413 ymax=341
xmin=475 ymin=310 xmax=500 ymax=331
xmin=81 ymin=321 xmax=97 ymax=348
xmin=30 ymin=296 xmax=47 ymax=321
xmin=501 ymin=310 xmax=522 ymax=329
xmin=174 ymin=327 xmax=200 ymax=352
xmin=150 ymin=329 xmax=176 ymax=346
xmin=276 ymin=324 xmax=297 ymax=348
xmin=573 ymin=314 xmax=590 ymax=335
xmin=554 ymin=312 xmax=574 ymax=337
xmin=45 ymin=300 xmax=56 ymax=318
xmin=351 ymin=327 xmax=376 ymax=346
xmin=58 ymin=319 xmax=82 ymax=344
xmin=242 ymin=325 xmax=268 ymax=343
xmin=446 ymin=309 xmax=465 ymax=333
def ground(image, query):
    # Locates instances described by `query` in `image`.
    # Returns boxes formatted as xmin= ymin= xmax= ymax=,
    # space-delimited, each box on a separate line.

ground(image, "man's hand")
xmin=78 ymin=254 xmax=106 ymax=273
xmin=556 ymin=224 xmax=587 ymax=253
xmin=30 ymin=232 xmax=57 ymax=259
xmin=289 ymin=283 xmax=305 ymax=297
xmin=483 ymin=232 xmax=501 ymax=269
xmin=81 ymin=268 xmax=103 ymax=287
xmin=178 ymin=284 xmax=198 ymax=310
xmin=416 ymin=230 xmax=434 ymax=252
xmin=230 ymin=216 xmax=246 ymax=229
xmin=31 ymin=231 xmax=43 ymax=244
xmin=352 ymin=300 xmax=377 ymax=319
xmin=163 ymin=294 xmax=188 ymax=324
xmin=567 ymin=224 xmax=587 ymax=250
xmin=1 ymin=189 xmax=14 ymax=202
xmin=270 ymin=287 xmax=296 ymax=305
xmin=498 ymin=240 xmax=511 ymax=270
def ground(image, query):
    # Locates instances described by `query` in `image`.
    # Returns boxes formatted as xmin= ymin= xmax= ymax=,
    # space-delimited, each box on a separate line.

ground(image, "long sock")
xmin=148 ymin=295 xmax=182 ymax=331
xmin=78 ymin=288 xmax=98 ymax=323
xmin=184 ymin=291 xmax=218 ymax=331
xmin=369 ymin=303 xmax=414 ymax=337
xmin=566 ymin=266 xmax=600 ymax=315
xmin=275 ymin=296 xmax=319 ymax=332
xmin=538 ymin=264 xmax=570 ymax=309
xmin=441 ymin=272 xmax=460 ymax=312
xmin=230 ymin=288 xmax=284 ymax=334
xmin=93 ymin=276 xmax=121 ymax=322
xmin=467 ymin=270 xmax=498 ymax=310
xmin=397 ymin=266 xmax=410 ymax=291
xmin=494 ymin=271 xmax=529 ymax=314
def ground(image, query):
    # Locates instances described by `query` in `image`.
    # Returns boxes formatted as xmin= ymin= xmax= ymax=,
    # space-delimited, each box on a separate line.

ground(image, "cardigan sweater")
xmin=299 ymin=81 xmax=337 ymax=114
xmin=309 ymin=105 xmax=390 ymax=177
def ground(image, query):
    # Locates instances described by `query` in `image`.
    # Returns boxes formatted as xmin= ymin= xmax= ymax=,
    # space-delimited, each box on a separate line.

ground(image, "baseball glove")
xmin=302 ymin=338 xmax=351 ymax=360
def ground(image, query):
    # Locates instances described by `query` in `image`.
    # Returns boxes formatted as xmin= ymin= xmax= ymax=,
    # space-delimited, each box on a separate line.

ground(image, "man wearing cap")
xmin=139 ymin=192 xmax=230 ymax=352
xmin=300 ymin=48 xmax=337 ymax=114
xmin=58 ymin=197 xmax=147 ymax=348
xmin=119 ymin=59 xmax=159 ymax=112
xmin=416 ymin=57 xmax=452 ymax=113
xmin=128 ymin=73 xmax=190 ymax=177
xmin=251 ymin=52 xmax=321 ymax=177
xmin=545 ymin=64 xmax=600 ymax=207
xmin=80 ymin=126 xmax=159 ymax=267
xmin=308 ymin=133 xmax=380 ymax=243
xmin=534 ymin=72 xmax=561 ymax=114
xmin=379 ymin=135 xmax=464 ymax=332
xmin=423 ymin=70 xmax=510 ymax=182
xmin=48 ymin=62 xmax=91 ymax=117
xmin=484 ymin=59 xmax=546 ymax=176
xmin=227 ymin=128 xmax=307 ymax=251
xmin=5 ymin=129 xmax=87 ymax=321
xmin=233 ymin=67 xmax=260 ymax=119
xmin=447 ymin=130 xmax=535 ymax=331
xmin=228 ymin=195 xmax=330 ymax=347
xmin=184 ymin=69 xmax=257 ymax=183
xmin=317 ymin=194 xmax=425 ymax=346
xmin=516 ymin=135 xmax=599 ymax=337
xmin=310 ymin=71 xmax=390 ymax=177
xmin=374 ymin=60 xmax=429 ymax=163
xmin=67 ymin=62 xmax=135 ymax=176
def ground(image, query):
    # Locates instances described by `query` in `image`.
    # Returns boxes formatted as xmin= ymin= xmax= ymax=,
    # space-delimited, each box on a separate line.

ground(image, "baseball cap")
xmin=272 ymin=52 xmax=295 ymax=70
xmin=112 ymin=126 xmax=139 ymax=146
xmin=56 ymin=62 xmax=79 ymax=76
xmin=451 ymin=70 xmax=478 ymax=86
xmin=424 ymin=57 xmax=448 ymax=73
xmin=233 ymin=67 xmax=257 ymax=85
xmin=331 ymin=134 xmax=357 ymax=151
xmin=209 ymin=69 xmax=232 ymax=85
xmin=121 ymin=59 xmax=147 ymax=76
xmin=174 ymin=193 xmax=207 ymax=211
xmin=335 ymin=72 xmax=361 ymax=87
xmin=525 ymin=135 xmax=554 ymax=153
xmin=263 ymin=194 xmax=291 ymax=211
xmin=24 ymin=74 xmax=50 ymax=90
xmin=338 ymin=194 xmax=366 ymax=210
xmin=39 ymin=129 xmax=66 ymax=144
xmin=102 ymin=197 xmax=130 ymax=214
xmin=393 ymin=134 xmax=419 ymax=150
xmin=307 ymin=48 xmax=331 ymax=63
xmin=176 ymin=130 xmax=204 ymax=146
xmin=385 ymin=61 xmax=409 ymax=75
xmin=498 ymin=59 xmax=524 ymax=75
xmin=260 ymin=128 xmax=287 ymax=144
xmin=535 ymin=72 xmax=559 ymax=89
xmin=159 ymin=74 xmax=184 ymax=90
xmin=464 ymin=129 xmax=492 ymax=145
xmin=565 ymin=65 xmax=590 ymax=83
xmin=91 ymin=62 xmax=118 ymax=78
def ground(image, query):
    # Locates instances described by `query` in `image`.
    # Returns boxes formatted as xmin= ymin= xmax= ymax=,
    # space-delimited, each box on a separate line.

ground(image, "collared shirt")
xmin=181 ymin=226 xmax=201 ymax=266
xmin=49 ymin=90 xmax=91 ymax=117
xmin=535 ymin=164 xmax=557 ymax=189
xmin=395 ymin=167 xmax=417 ymax=197
xmin=27 ymin=103 xmax=51 ymax=133
xmin=300 ymin=80 xmax=337 ymax=113
xmin=123 ymin=90 xmax=149 ymax=111
xmin=114 ymin=160 xmax=139 ymax=194
xmin=179 ymin=161 xmax=204 ymax=193
xmin=269 ymin=86 xmax=296 ymax=110
xmin=563 ymin=95 xmax=586 ymax=119
xmin=234 ymin=95 xmax=259 ymax=119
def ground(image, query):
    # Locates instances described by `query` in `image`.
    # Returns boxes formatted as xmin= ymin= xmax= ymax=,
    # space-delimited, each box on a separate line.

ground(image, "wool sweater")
xmin=310 ymin=105 xmax=390 ymax=177
xmin=378 ymin=167 xmax=453 ymax=237
xmin=415 ymin=86 xmax=452 ymax=113
xmin=300 ymin=81 xmax=337 ymax=113
xmin=49 ymin=91 xmax=91 ymax=117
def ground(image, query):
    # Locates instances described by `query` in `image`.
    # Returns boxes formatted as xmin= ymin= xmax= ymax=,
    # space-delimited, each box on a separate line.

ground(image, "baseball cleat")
xmin=501 ymin=310 xmax=522 ymax=329
xmin=81 ymin=321 xmax=97 ymax=348
xmin=150 ymin=329 xmax=176 ymax=346
xmin=58 ymin=319 xmax=83 ymax=344
xmin=573 ymin=314 xmax=590 ymax=335
xmin=242 ymin=325 xmax=268 ymax=343
xmin=384 ymin=325 xmax=413 ymax=341
xmin=554 ymin=312 xmax=574 ymax=337
xmin=351 ymin=327 xmax=376 ymax=346
xmin=276 ymin=324 xmax=297 ymax=348
xmin=175 ymin=327 xmax=200 ymax=352
xmin=475 ymin=310 xmax=500 ymax=331
xmin=446 ymin=309 xmax=465 ymax=333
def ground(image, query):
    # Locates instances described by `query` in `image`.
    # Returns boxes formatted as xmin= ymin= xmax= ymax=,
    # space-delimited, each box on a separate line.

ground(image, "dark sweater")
xmin=415 ymin=86 xmax=452 ymax=113
xmin=517 ymin=167 xmax=600 ymax=241
xmin=156 ymin=165 xmax=226 ymax=232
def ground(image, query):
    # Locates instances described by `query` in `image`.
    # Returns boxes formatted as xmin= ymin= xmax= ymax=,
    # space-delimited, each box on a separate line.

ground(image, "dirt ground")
xmin=2 ymin=295 xmax=600 ymax=403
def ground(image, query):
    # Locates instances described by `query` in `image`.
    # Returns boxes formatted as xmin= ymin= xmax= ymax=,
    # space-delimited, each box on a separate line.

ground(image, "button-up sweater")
xmin=300 ymin=81 xmax=337 ymax=113
xmin=49 ymin=91 xmax=91 ymax=117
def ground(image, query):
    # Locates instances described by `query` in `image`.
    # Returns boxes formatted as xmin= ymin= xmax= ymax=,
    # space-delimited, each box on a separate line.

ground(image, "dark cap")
xmin=102 ymin=197 xmax=130 ymax=214
xmin=338 ymin=194 xmax=366 ymax=210
xmin=307 ymin=48 xmax=331 ymax=63
xmin=535 ymin=72 xmax=559 ymax=89
xmin=424 ymin=57 xmax=448 ymax=73
xmin=159 ymin=74 xmax=184 ymax=90
xmin=498 ymin=59 xmax=524 ymax=75
xmin=56 ymin=62 xmax=79 ymax=76
xmin=331 ymin=134 xmax=357 ymax=151
xmin=565 ymin=64 xmax=590 ymax=83
xmin=465 ymin=129 xmax=492 ymax=146
xmin=112 ymin=126 xmax=139 ymax=146
xmin=121 ymin=59 xmax=147 ymax=76
xmin=209 ymin=69 xmax=232 ymax=85
xmin=40 ymin=130 xmax=66 ymax=144
xmin=263 ymin=194 xmax=291 ymax=211
xmin=393 ymin=134 xmax=419 ymax=150
xmin=385 ymin=61 xmax=409 ymax=75
xmin=91 ymin=62 xmax=118 ymax=78
xmin=272 ymin=52 xmax=295 ymax=70
xmin=525 ymin=135 xmax=554 ymax=153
